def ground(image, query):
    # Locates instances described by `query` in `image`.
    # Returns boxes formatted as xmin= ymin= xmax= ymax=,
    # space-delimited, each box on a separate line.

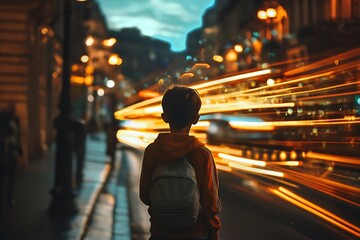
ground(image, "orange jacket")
xmin=140 ymin=133 xmax=221 ymax=240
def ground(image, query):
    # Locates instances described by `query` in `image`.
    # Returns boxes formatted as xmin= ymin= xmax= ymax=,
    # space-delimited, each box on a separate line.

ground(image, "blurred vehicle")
xmin=203 ymin=114 xmax=274 ymax=144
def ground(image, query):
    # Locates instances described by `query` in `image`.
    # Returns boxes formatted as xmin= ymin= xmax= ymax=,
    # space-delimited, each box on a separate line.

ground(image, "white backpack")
xmin=149 ymin=157 xmax=201 ymax=228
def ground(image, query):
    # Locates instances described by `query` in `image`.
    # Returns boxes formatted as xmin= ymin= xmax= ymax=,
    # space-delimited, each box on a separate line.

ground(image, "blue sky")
xmin=98 ymin=0 xmax=214 ymax=52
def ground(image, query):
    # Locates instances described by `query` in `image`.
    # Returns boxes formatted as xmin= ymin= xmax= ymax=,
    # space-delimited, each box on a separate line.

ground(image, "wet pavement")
xmin=83 ymin=148 xmax=132 ymax=240
xmin=83 ymin=145 xmax=150 ymax=240
xmin=0 ymin=133 xmax=113 ymax=240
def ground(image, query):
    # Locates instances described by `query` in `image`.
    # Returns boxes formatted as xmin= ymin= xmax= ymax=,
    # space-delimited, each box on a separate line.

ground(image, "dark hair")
xmin=162 ymin=85 xmax=201 ymax=129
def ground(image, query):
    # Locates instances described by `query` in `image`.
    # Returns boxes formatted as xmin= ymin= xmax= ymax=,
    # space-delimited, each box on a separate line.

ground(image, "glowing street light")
xmin=213 ymin=55 xmax=223 ymax=63
xmin=85 ymin=36 xmax=94 ymax=46
xmin=234 ymin=44 xmax=243 ymax=53
xmin=257 ymin=6 xmax=278 ymax=41
xmin=108 ymin=54 xmax=123 ymax=65
xmin=257 ymin=10 xmax=267 ymax=20
xmin=97 ymin=88 xmax=105 ymax=96
xmin=80 ymin=55 xmax=89 ymax=63
xmin=41 ymin=27 xmax=49 ymax=35
xmin=257 ymin=8 xmax=278 ymax=20
xmin=106 ymin=79 xmax=115 ymax=88
xmin=225 ymin=49 xmax=238 ymax=61
xmin=103 ymin=38 xmax=117 ymax=47
xmin=266 ymin=8 xmax=277 ymax=18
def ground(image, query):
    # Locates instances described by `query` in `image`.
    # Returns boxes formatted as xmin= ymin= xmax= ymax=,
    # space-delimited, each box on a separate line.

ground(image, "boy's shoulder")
xmin=189 ymin=145 xmax=214 ymax=162
xmin=198 ymin=145 xmax=212 ymax=155
xmin=144 ymin=141 xmax=157 ymax=154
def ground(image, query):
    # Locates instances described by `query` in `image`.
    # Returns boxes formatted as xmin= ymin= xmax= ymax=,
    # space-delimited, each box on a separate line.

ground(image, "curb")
xmin=79 ymin=161 xmax=112 ymax=240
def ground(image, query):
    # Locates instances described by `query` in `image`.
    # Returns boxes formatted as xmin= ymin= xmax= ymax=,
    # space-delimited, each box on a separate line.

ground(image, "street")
xmin=1 ymin=1 xmax=359 ymax=240
xmin=116 ymin=146 xmax=357 ymax=240
xmin=112 ymin=47 xmax=360 ymax=239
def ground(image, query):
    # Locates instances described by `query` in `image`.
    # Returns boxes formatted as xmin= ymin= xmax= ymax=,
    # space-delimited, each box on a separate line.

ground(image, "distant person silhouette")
xmin=1 ymin=103 xmax=22 ymax=207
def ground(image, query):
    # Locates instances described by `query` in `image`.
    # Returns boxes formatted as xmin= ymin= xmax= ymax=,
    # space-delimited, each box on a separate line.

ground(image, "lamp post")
xmin=50 ymin=0 xmax=76 ymax=210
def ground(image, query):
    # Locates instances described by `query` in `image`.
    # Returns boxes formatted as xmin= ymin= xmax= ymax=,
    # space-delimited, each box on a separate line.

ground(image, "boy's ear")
xmin=192 ymin=114 xmax=200 ymax=125
xmin=161 ymin=113 xmax=169 ymax=123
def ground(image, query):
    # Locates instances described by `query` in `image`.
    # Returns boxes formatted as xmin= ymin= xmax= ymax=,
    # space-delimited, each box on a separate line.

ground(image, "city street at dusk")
xmin=0 ymin=0 xmax=359 ymax=240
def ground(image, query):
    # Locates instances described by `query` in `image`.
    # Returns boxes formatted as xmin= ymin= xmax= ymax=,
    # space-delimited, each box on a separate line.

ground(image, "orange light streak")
xmin=192 ymin=69 xmax=272 ymax=90
xmin=114 ymin=96 xmax=162 ymax=120
xmin=298 ymin=90 xmax=360 ymax=101
xmin=234 ymin=117 xmax=360 ymax=129
xmin=284 ymin=47 xmax=360 ymax=77
xmin=218 ymin=153 xmax=266 ymax=167
xmin=197 ymin=85 xmax=224 ymax=94
xmin=306 ymin=151 xmax=360 ymax=166
xmin=267 ymin=161 xmax=302 ymax=166
xmin=244 ymin=71 xmax=334 ymax=93
xmin=272 ymin=187 xmax=360 ymax=238
xmin=216 ymin=164 xmax=232 ymax=172
xmin=282 ymin=168 xmax=360 ymax=207
xmin=254 ymin=80 xmax=359 ymax=101
xmin=229 ymin=163 xmax=284 ymax=177
xmin=114 ymin=70 xmax=273 ymax=120
xmin=229 ymin=121 xmax=275 ymax=131
xmin=200 ymin=101 xmax=295 ymax=114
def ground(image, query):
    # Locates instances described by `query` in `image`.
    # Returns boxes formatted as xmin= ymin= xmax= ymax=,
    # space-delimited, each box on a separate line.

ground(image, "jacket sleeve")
xmin=139 ymin=146 xmax=151 ymax=206
xmin=200 ymin=147 xmax=221 ymax=240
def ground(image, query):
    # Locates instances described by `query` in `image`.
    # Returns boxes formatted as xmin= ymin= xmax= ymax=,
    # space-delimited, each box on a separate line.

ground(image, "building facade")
xmin=185 ymin=0 xmax=359 ymax=75
xmin=0 ymin=0 xmax=113 ymax=164
xmin=0 ymin=0 xmax=62 ymax=164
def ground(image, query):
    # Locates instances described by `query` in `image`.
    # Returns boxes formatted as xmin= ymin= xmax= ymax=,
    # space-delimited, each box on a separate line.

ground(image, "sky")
xmin=98 ymin=0 xmax=215 ymax=52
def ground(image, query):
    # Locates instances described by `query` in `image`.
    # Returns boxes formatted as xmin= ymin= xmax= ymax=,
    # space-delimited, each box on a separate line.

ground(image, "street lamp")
xmin=257 ymin=7 xmax=278 ymax=40
xmin=257 ymin=10 xmax=267 ymax=20
xmin=80 ymin=54 xmax=89 ymax=63
xmin=51 ymin=0 xmax=76 ymax=211
xmin=213 ymin=55 xmax=223 ymax=63
xmin=234 ymin=44 xmax=243 ymax=53
xmin=266 ymin=8 xmax=277 ymax=18
xmin=108 ymin=54 xmax=123 ymax=65
xmin=103 ymin=38 xmax=117 ymax=47
xmin=85 ymin=36 xmax=94 ymax=46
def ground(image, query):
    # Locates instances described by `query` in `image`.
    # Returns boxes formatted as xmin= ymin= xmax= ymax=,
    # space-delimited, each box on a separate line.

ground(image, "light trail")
xmin=229 ymin=117 xmax=360 ymax=130
xmin=298 ymin=90 xmax=360 ymax=101
xmin=229 ymin=163 xmax=284 ymax=177
xmin=243 ymin=71 xmax=334 ymax=93
xmin=255 ymin=81 xmax=359 ymax=101
xmin=267 ymin=161 xmax=302 ymax=166
xmin=114 ymin=69 xmax=272 ymax=120
xmin=271 ymin=187 xmax=360 ymax=238
xmin=191 ymin=69 xmax=272 ymax=90
xmin=114 ymin=48 xmax=360 ymax=236
xmin=114 ymin=96 xmax=162 ymax=120
xmin=306 ymin=151 xmax=360 ymax=166
xmin=218 ymin=153 xmax=266 ymax=167
xmin=280 ymin=168 xmax=360 ymax=207
xmin=283 ymin=47 xmax=360 ymax=77
xmin=200 ymin=101 xmax=295 ymax=114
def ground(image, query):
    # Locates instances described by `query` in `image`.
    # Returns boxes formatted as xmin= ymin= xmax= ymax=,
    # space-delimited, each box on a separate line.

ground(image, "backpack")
xmin=149 ymin=157 xmax=201 ymax=228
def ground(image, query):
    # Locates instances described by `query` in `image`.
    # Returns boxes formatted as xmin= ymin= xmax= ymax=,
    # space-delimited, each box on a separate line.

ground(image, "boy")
xmin=140 ymin=85 xmax=221 ymax=240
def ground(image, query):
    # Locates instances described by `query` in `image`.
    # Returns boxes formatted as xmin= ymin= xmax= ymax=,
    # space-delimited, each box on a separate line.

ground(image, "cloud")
xmin=99 ymin=0 xmax=214 ymax=51
xmin=108 ymin=15 xmax=182 ymax=37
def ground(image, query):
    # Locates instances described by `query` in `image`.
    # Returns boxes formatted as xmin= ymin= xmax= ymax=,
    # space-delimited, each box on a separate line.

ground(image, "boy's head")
xmin=161 ymin=85 xmax=201 ymax=130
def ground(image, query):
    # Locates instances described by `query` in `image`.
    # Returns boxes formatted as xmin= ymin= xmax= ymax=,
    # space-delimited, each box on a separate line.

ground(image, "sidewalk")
xmin=83 ymin=145 xmax=150 ymax=240
xmin=0 ymin=133 xmax=112 ymax=240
